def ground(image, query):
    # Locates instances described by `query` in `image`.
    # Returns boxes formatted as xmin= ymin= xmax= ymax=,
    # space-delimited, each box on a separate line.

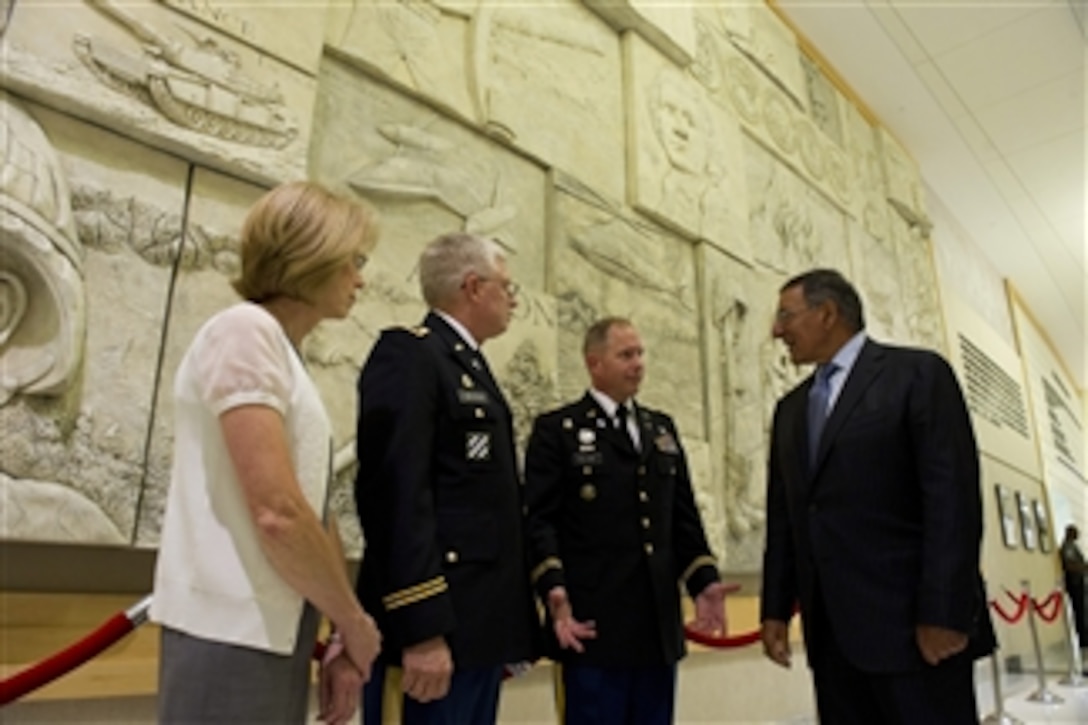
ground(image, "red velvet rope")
xmin=1031 ymin=590 xmax=1063 ymax=623
xmin=989 ymin=589 xmax=1030 ymax=624
xmin=684 ymin=624 xmax=762 ymax=649
xmin=988 ymin=588 xmax=1065 ymax=625
xmin=0 ymin=612 xmax=136 ymax=706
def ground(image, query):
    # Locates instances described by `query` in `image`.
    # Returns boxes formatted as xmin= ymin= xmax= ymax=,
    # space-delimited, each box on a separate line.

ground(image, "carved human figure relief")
xmin=628 ymin=37 xmax=749 ymax=260
xmin=0 ymin=91 xmax=85 ymax=405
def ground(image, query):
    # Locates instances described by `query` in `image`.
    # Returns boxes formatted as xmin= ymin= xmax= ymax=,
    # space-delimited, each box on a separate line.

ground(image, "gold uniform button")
xmin=641 ymin=517 xmax=650 ymax=529
xmin=638 ymin=465 xmax=646 ymax=475
xmin=644 ymin=543 xmax=654 ymax=555
xmin=639 ymin=491 xmax=649 ymax=502
xmin=582 ymin=466 xmax=592 ymax=475
xmin=446 ymin=550 xmax=459 ymax=564
xmin=475 ymin=408 xmax=485 ymax=418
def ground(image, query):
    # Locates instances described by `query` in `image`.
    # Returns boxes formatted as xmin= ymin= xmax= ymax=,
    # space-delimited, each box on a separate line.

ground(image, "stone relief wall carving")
xmin=582 ymin=0 xmax=696 ymax=65
xmin=310 ymin=55 xmax=547 ymax=291
xmin=843 ymin=102 xmax=890 ymax=242
xmin=891 ymin=215 xmax=948 ymax=354
xmin=0 ymin=96 xmax=189 ymax=545
xmin=708 ymin=3 xmax=807 ymax=110
xmin=0 ymin=92 xmax=85 ymax=406
xmin=700 ymin=247 xmax=799 ymax=571
xmin=801 ymin=55 xmax=844 ymax=146
xmin=0 ymin=0 xmax=314 ymax=182
xmin=480 ymin=1 xmax=626 ymax=201
xmin=878 ymin=126 xmax=928 ymax=222
xmin=2 ymin=1 xmax=957 ymax=572
xmin=846 ymin=217 xmax=908 ymax=343
xmin=325 ymin=1 xmax=482 ymax=123
xmin=162 ymin=0 xmax=328 ymax=73
xmin=553 ymin=175 xmax=704 ymax=441
xmin=626 ymin=35 xmax=750 ymax=261
xmin=746 ymin=136 xmax=851 ymax=277
xmin=692 ymin=10 xmax=851 ymax=212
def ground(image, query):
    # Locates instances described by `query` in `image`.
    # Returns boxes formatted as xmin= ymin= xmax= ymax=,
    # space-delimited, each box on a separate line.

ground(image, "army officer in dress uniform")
xmin=524 ymin=317 xmax=734 ymax=725
xmin=354 ymin=232 xmax=538 ymax=725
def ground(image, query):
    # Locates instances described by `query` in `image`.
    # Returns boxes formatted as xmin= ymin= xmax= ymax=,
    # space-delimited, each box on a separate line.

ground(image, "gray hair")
xmin=419 ymin=232 xmax=505 ymax=309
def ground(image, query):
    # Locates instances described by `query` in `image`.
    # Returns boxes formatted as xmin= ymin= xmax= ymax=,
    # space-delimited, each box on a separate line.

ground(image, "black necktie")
xmin=615 ymin=404 xmax=629 ymax=431
xmin=808 ymin=363 xmax=838 ymax=466
xmin=615 ymin=404 xmax=639 ymax=450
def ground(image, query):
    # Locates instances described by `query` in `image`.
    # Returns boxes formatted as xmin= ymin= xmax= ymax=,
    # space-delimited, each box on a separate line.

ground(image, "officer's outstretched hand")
xmin=691 ymin=581 xmax=738 ymax=636
xmin=547 ymin=586 xmax=597 ymax=653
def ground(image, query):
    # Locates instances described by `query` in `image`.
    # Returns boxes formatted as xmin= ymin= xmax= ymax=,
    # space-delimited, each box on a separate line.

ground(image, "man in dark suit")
xmin=524 ymin=317 xmax=732 ymax=725
xmin=760 ymin=268 xmax=996 ymax=723
xmin=354 ymin=232 xmax=537 ymax=724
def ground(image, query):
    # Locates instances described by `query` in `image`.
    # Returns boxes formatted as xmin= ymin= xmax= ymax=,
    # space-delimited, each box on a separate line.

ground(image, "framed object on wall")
xmin=1016 ymin=492 xmax=1037 ymax=551
xmin=995 ymin=484 xmax=1018 ymax=549
xmin=1033 ymin=499 xmax=1052 ymax=553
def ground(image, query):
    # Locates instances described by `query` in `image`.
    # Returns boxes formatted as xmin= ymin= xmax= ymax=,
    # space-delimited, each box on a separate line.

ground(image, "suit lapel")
xmin=811 ymin=340 xmax=886 ymax=475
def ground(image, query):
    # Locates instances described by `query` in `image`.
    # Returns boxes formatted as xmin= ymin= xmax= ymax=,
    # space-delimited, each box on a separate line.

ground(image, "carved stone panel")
xmin=700 ymin=245 xmax=802 ymax=572
xmin=801 ymin=54 xmax=844 ymax=146
xmin=310 ymin=55 xmax=548 ymax=292
xmin=843 ymin=102 xmax=889 ymax=241
xmin=324 ymin=0 xmax=482 ymax=122
xmin=480 ymin=1 xmax=626 ymax=202
xmin=135 ymin=169 xmax=261 ymax=546
xmin=1 ymin=0 xmax=316 ymax=183
xmin=891 ymin=215 xmax=948 ymax=354
xmin=582 ymin=0 xmax=696 ymax=65
xmin=706 ymin=3 xmax=807 ymax=109
xmin=0 ymin=96 xmax=189 ymax=545
xmin=681 ymin=437 xmax=726 ymax=568
xmin=552 ymin=173 xmax=704 ymax=441
xmin=878 ymin=126 xmax=927 ymax=223
xmin=745 ymin=136 xmax=851 ymax=278
xmin=846 ymin=216 xmax=908 ymax=343
xmin=625 ymin=34 xmax=750 ymax=261
xmin=692 ymin=10 xmax=850 ymax=212
xmin=162 ymin=0 xmax=329 ymax=74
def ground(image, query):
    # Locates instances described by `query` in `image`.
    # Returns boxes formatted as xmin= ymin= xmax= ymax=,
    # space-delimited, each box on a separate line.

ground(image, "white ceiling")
xmin=776 ymin=0 xmax=1086 ymax=388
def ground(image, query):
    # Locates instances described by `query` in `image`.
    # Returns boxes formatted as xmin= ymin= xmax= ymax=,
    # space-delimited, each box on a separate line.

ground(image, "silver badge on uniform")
xmin=466 ymin=431 xmax=491 ymax=461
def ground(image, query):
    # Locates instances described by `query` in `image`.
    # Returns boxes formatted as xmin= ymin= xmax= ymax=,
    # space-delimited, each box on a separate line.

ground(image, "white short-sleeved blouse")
xmin=150 ymin=302 xmax=331 ymax=654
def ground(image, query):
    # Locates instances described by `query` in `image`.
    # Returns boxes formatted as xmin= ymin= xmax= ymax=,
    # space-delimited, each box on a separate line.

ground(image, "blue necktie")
xmin=808 ymin=363 xmax=838 ymax=467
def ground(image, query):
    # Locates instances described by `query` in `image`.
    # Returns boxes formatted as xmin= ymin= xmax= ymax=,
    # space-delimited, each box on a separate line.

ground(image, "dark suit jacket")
xmin=760 ymin=338 xmax=996 ymax=673
xmin=354 ymin=312 xmax=537 ymax=668
xmin=524 ymin=393 xmax=719 ymax=667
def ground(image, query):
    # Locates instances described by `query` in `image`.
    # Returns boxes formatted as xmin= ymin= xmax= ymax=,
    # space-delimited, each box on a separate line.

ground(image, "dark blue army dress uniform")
xmin=354 ymin=311 xmax=538 ymax=722
xmin=524 ymin=393 xmax=719 ymax=724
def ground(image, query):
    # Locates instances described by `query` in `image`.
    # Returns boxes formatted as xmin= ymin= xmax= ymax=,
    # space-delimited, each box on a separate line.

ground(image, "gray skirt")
xmin=157 ymin=604 xmax=320 ymax=724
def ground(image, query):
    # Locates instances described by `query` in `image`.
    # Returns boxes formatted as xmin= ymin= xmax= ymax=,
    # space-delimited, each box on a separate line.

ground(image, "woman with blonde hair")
xmin=151 ymin=181 xmax=382 ymax=724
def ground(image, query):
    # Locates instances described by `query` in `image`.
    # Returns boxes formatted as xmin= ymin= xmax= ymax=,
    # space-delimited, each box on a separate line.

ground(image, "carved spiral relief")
xmin=0 ymin=92 xmax=85 ymax=405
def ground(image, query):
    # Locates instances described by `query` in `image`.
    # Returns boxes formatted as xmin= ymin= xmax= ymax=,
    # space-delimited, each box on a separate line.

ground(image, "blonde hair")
xmin=231 ymin=181 xmax=379 ymax=303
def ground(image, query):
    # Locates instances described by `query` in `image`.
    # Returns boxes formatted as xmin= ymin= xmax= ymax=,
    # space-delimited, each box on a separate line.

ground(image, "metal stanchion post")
xmin=1024 ymin=580 xmax=1063 ymax=704
xmin=981 ymin=652 xmax=1024 ymax=725
xmin=1057 ymin=585 xmax=1085 ymax=687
